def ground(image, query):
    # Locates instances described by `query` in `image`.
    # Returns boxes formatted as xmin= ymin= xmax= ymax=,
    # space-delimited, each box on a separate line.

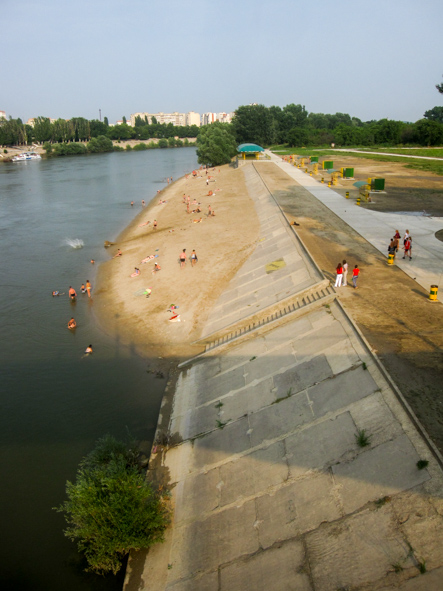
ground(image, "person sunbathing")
xmin=193 ymin=218 xmax=203 ymax=223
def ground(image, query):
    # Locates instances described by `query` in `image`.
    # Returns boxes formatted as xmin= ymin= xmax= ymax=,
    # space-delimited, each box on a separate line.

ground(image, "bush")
xmin=55 ymin=435 xmax=169 ymax=575
xmin=158 ymin=138 xmax=168 ymax=148
xmin=3 ymin=148 xmax=8 ymax=153
xmin=43 ymin=142 xmax=52 ymax=154
xmin=133 ymin=143 xmax=148 ymax=151
xmin=87 ymin=135 xmax=114 ymax=153
xmin=53 ymin=142 xmax=87 ymax=156
xmin=125 ymin=144 xmax=133 ymax=151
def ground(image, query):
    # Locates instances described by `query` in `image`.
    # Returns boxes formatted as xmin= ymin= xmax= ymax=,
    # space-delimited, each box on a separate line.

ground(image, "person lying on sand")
xmin=138 ymin=221 xmax=150 ymax=227
xmin=193 ymin=218 xmax=203 ymax=223
xmin=113 ymin=249 xmax=122 ymax=258
xmin=131 ymin=268 xmax=140 ymax=277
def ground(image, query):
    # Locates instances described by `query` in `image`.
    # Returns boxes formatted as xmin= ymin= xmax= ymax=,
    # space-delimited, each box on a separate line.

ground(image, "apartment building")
xmin=201 ymin=112 xmax=235 ymax=125
xmin=130 ymin=112 xmax=190 ymax=127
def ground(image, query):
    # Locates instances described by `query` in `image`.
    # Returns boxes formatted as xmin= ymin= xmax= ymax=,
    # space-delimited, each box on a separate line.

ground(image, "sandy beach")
xmin=93 ymin=165 xmax=260 ymax=363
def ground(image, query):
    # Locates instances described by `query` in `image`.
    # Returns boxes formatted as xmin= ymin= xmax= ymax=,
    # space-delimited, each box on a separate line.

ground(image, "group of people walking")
xmin=334 ymin=260 xmax=360 ymax=289
xmin=388 ymin=229 xmax=412 ymax=260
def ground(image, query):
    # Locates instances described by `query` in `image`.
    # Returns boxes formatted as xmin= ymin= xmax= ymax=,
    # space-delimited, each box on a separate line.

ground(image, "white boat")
xmin=12 ymin=152 xmax=42 ymax=162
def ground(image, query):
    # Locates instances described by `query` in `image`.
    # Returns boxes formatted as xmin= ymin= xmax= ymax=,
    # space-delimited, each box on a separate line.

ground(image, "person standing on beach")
xmin=86 ymin=280 xmax=91 ymax=298
xmin=153 ymin=220 xmax=157 ymax=230
xmin=352 ymin=265 xmax=360 ymax=288
xmin=403 ymin=229 xmax=410 ymax=246
xmin=190 ymin=250 xmax=198 ymax=266
xmin=334 ymin=263 xmax=343 ymax=288
xmin=208 ymin=205 xmax=212 ymax=217
xmin=342 ymin=260 xmax=348 ymax=286
xmin=179 ymin=249 xmax=187 ymax=268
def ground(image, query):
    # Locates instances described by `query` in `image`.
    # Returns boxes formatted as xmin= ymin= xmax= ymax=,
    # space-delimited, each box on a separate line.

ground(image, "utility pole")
xmin=99 ymin=109 xmax=101 ymax=121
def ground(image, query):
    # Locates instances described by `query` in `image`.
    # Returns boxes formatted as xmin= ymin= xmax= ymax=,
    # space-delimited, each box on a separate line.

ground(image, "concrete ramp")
xmin=200 ymin=165 xmax=325 ymax=339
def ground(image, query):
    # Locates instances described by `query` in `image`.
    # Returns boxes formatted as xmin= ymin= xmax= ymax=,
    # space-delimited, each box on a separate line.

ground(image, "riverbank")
xmin=93 ymin=164 xmax=260 ymax=364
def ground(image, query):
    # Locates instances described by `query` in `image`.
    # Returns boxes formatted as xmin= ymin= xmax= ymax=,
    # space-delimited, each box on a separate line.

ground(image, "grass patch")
xmin=391 ymin=562 xmax=403 ymax=573
xmin=215 ymin=401 xmax=224 ymax=409
xmin=416 ymin=459 xmax=429 ymax=470
xmin=269 ymin=146 xmax=443 ymax=176
xmin=216 ymin=420 xmax=227 ymax=429
xmin=362 ymin=362 xmax=367 ymax=370
xmin=418 ymin=560 xmax=426 ymax=574
xmin=374 ymin=496 xmax=391 ymax=507
xmin=355 ymin=428 xmax=371 ymax=448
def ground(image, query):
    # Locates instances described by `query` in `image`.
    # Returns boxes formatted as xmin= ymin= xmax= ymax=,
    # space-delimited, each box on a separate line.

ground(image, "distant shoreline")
xmin=0 ymin=138 xmax=197 ymax=163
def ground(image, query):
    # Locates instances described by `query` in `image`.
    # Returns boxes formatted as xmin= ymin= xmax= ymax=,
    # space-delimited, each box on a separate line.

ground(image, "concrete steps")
xmin=179 ymin=283 xmax=336 ymax=367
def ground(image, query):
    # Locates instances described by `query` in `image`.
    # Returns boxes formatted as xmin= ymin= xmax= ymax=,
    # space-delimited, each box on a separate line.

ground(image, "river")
xmin=0 ymin=148 xmax=198 ymax=590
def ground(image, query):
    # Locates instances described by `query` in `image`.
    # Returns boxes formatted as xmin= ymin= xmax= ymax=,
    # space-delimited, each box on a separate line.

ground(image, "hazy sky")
xmin=1 ymin=0 xmax=442 ymax=124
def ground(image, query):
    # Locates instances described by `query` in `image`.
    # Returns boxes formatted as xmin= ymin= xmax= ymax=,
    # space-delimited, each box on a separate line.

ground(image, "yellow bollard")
xmin=387 ymin=253 xmax=395 ymax=265
xmin=305 ymin=168 xmax=308 ymax=173
xmin=321 ymin=177 xmax=324 ymax=184
xmin=328 ymin=181 xmax=331 ymax=187
xmin=346 ymin=191 xmax=349 ymax=199
xmin=309 ymin=171 xmax=312 ymax=176
xmin=429 ymin=285 xmax=438 ymax=302
xmin=356 ymin=197 xmax=361 ymax=206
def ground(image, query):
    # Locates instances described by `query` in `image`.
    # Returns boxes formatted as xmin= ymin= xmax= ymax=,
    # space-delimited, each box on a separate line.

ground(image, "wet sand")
xmin=93 ymin=165 xmax=260 ymax=363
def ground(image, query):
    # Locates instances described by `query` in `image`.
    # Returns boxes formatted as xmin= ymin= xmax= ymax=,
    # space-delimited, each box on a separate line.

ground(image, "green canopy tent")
xmin=237 ymin=143 xmax=265 ymax=160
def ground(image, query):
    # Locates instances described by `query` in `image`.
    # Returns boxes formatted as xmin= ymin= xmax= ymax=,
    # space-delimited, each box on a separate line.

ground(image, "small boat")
xmin=11 ymin=152 xmax=42 ymax=162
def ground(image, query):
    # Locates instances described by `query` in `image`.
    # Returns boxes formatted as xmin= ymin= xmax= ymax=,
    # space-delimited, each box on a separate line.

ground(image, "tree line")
xmin=0 ymin=115 xmax=200 ymax=147
xmin=231 ymin=103 xmax=443 ymax=148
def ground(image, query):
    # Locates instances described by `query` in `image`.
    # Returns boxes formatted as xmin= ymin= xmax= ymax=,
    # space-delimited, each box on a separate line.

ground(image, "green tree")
xmin=33 ymin=116 xmax=52 ymax=143
xmin=436 ymin=76 xmax=443 ymax=94
xmin=232 ymin=104 xmax=275 ymax=146
xmin=107 ymin=124 xmax=134 ymax=141
xmin=197 ymin=122 xmax=238 ymax=166
xmin=87 ymin=135 xmax=114 ymax=153
xmin=104 ymin=116 xmax=109 ymax=127
xmin=122 ymin=116 xmax=127 ymax=124
xmin=89 ymin=119 xmax=108 ymax=138
xmin=424 ymin=106 xmax=443 ymax=123
xmin=55 ymin=435 xmax=169 ymax=575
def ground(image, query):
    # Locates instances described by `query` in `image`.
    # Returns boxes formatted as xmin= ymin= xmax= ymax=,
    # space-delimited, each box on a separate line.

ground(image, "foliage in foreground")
xmin=55 ymin=435 xmax=169 ymax=575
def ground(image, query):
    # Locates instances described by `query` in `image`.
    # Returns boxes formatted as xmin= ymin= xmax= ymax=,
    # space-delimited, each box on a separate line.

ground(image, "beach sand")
xmin=93 ymin=165 xmax=260 ymax=364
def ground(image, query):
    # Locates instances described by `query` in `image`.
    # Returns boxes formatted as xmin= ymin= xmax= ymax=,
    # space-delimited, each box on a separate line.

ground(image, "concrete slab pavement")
xmin=124 ymin=163 xmax=443 ymax=591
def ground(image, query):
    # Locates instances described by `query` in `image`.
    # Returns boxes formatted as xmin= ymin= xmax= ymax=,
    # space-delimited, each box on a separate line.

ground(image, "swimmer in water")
xmin=81 ymin=284 xmax=86 ymax=294
xmin=91 ymin=259 xmax=95 ymax=264
xmin=86 ymin=280 xmax=91 ymax=298
xmin=52 ymin=290 xmax=64 ymax=296
xmin=68 ymin=317 xmax=76 ymax=329
xmin=68 ymin=286 xmax=77 ymax=300
xmin=85 ymin=344 xmax=93 ymax=354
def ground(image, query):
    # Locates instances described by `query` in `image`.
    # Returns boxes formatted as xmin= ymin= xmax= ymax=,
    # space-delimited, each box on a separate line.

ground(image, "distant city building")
xmin=185 ymin=111 xmax=201 ymax=127
xmin=201 ymin=112 xmax=235 ymax=125
xmin=26 ymin=117 xmax=57 ymax=127
xmin=130 ymin=112 xmax=192 ymax=127
xmin=115 ymin=118 xmax=132 ymax=126
xmin=0 ymin=110 xmax=6 ymax=120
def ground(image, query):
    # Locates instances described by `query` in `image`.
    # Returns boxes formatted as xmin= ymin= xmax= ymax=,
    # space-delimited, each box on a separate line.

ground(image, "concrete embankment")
xmin=125 ymin=163 xmax=443 ymax=591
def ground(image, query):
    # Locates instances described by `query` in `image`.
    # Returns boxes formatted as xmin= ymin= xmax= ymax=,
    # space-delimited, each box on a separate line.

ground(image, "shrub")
xmin=133 ymin=143 xmax=148 ymax=151
xmin=158 ymin=138 xmax=168 ymax=149
xmin=87 ymin=135 xmax=114 ymax=153
xmin=55 ymin=435 xmax=169 ymax=575
xmin=125 ymin=144 xmax=133 ymax=151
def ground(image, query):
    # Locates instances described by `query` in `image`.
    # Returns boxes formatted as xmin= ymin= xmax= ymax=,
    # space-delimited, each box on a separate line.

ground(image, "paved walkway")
xmin=266 ymin=151 xmax=443 ymax=293
xmin=125 ymin=164 xmax=443 ymax=591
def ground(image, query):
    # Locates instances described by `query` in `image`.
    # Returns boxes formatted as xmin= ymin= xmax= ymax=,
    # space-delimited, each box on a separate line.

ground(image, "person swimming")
xmin=81 ymin=284 xmax=86 ymax=294
xmin=85 ymin=344 xmax=93 ymax=354
xmin=68 ymin=317 xmax=76 ymax=329
xmin=68 ymin=286 xmax=77 ymax=300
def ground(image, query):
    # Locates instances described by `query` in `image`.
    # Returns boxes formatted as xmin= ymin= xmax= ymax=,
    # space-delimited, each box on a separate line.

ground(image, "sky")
xmin=1 ymin=0 xmax=443 ymax=124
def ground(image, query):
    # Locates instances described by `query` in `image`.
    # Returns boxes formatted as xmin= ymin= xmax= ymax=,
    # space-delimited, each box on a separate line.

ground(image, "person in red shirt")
xmin=352 ymin=265 xmax=360 ymax=289
xmin=403 ymin=237 xmax=412 ymax=260
xmin=334 ymin=263 xmax=343 ymax=287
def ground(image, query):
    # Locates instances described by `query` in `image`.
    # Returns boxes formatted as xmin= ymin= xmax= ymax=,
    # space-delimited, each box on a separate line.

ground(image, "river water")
xmin=0 ymin=148 xmax=198 ymax=590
